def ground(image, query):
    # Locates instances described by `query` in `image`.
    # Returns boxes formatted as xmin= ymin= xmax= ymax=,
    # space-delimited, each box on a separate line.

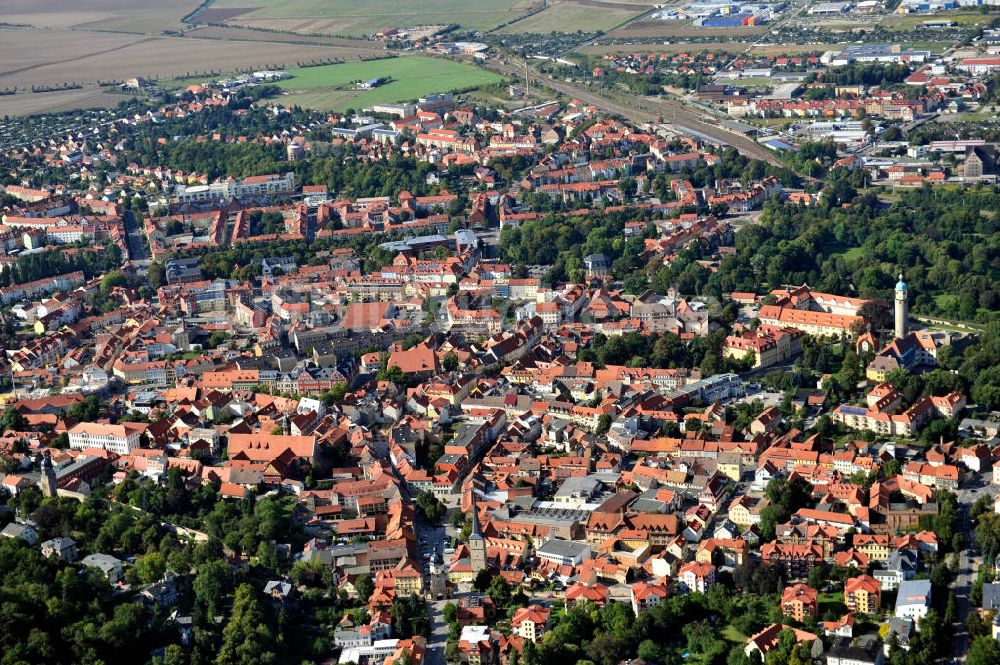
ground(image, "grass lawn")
xmin=729 ymin=77 xmax=776 ymax=87
xmin=824 ymin=242 xmax=866 ymax=261
xmin=901 ymin=40 xmax=957 ymax=52
xmin=819 ymin=591 xmax=847 ymax=618
xmin=721 ymin=624 xmax=747 ymax=642
xmin=273 ymin=56 xmax=503 ymax=112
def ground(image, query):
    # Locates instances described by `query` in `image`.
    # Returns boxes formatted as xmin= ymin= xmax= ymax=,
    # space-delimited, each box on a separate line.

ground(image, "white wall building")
xmin=68 ymin=422 xmax=147 ymax=455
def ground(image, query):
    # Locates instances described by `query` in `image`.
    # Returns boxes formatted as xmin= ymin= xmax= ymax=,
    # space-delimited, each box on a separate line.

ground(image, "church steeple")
xmin=468 ymin=485 xmax=487 ymax=572
xmin=469 ymin=487 xmax=483 ymax=540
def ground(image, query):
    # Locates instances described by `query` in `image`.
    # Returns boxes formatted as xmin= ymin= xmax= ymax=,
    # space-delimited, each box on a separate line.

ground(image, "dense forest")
xmin=705 ymin=183 xmax=1000 ymax=323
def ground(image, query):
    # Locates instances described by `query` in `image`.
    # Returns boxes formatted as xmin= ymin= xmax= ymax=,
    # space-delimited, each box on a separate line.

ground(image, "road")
xmin=489 ymin=58 xmax=782 ymax=167
xmin=426 ymin=597 xmax=451 ymax=665
xmin=950 ymin=469 xmax=997 ymax=663
xmin=123 ymin=209 xmax=152 ymax=272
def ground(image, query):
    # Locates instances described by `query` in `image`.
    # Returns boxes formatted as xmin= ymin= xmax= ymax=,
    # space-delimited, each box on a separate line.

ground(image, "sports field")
xmin=275 ymin=56 xmax=503 ymax=111
xmin=204 ymin=0 xmax=540 ymax=36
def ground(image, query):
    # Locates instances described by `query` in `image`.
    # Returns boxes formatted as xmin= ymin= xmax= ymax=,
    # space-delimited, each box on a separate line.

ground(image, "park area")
xmin=202 ymin=0 xmax=541 ymax=36
xmin=273 ymin=56 xmax=503 ymax=112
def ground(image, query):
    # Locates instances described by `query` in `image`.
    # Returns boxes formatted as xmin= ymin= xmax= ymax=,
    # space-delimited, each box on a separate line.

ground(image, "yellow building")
xmin=845 ymin=575 xmax=881 ymax=614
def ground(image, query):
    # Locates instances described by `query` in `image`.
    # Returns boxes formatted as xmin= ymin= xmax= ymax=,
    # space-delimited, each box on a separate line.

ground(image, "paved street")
xmin=949 ymin=469 xmax=998 ymax=663
xmin=123 ymin=209 xmax=152 ymax=272
xmin=425 ymin=597 xmax=453 ymax=665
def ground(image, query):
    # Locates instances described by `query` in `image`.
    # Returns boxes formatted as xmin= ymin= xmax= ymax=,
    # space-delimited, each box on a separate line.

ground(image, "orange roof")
xmin=387 ymin=343 xmax=440 ymax=375
xmin=845 ymin=575 xmax=880 ymax=595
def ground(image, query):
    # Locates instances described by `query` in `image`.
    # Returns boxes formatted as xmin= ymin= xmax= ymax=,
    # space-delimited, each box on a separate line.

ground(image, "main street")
xmin=426 ymin=597 xmax=451 ymax=665
xmin=123 ymin=209 xmax=152 ymax=273
xmin=950 ymin=469 xmax=997 ymax=663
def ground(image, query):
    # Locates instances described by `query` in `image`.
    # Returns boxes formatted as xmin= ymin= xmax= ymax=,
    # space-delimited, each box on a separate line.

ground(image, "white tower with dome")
xmin=894 ymin=273 xmax=908 ymax=340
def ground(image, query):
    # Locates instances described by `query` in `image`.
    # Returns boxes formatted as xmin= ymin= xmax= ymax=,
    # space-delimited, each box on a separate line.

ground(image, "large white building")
xmin=175 ymin=172 xmax=295 ymax=205
xmin=68 ymin=422 xmax=148 ymax=455
xmin=894 ymin=579 xmax=931 ymax=622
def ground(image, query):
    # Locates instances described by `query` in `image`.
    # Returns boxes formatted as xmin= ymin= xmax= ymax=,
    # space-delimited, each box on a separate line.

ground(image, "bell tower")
xmin=39 ymin=453 xmax=57 ymax=498
xmin=468 ymin=488 xmax=487 ymax=572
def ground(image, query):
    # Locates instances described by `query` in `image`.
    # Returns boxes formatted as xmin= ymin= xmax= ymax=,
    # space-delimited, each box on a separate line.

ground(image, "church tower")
xmin=39 ymin=453 xmax=57 ymax=498
xmin=894 ymin=273 xmax=909 ymax=340
xmin=468 ymin=488 xmax=487 ymax=573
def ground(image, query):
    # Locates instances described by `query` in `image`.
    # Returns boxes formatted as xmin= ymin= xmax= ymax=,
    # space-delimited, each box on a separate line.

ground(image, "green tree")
xmin=194 ymin=559 xmax=233 ymax=618
xmin=488 ymin=575 xmax=512 ymax=610
xmin=637 ymin=639 xmax=662 ymax=662
xmin=133 ymin=551 xmax=166 ymax=584
xmin=147 ymin=262 xmax=166 ymax=289
xmin=473 ymin=569 xmax=492 ymax=592
xmin=217 ymin=584 xmax=277 ymax=665
xmin=355 ymin=574 xmax=374 ymax=601
xmin=416 ymin=491 xmax=446 ymax=523
xmin=100 ymin=269 xmax=128 ymax=295
xmin=442 ymin=602 xmax=458 ymax=625
xmin=377 ymin=365 xmax=405 ymax=384
xmin=0 ymin=406 xmax=26 ymax=432
xmin=968 ymin=635 xmax=1000 ymax=665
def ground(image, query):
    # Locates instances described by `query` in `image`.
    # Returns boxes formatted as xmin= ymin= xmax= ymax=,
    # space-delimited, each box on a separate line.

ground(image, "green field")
xmin=274 ymin=56 xmax=503 ymax=111
xmin=206 ymin=0 xmax=539 ymax=36
xmin=880 ymin=9 xmax=999 ymax=30
xmin=818 ymin=591 xmax=846 ymax=618
xmin=823 ymin=242 xmax=866 ymax=261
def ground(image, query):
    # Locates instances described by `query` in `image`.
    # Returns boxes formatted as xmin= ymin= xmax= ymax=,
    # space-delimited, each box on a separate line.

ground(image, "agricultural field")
xmin=0 ymin=87 xmax=134 ymax=118
xmin=0 ymin=27 xmax=389 ymax=117
xmin=499 ymin=0 xmax=652 ymax=34
xmin=201 ymin=0 xmax=541 ymax=36
xmin=273 ymin=56 xmax=503 ymax=112
xmin=0 ymin=0 xmax=200 ymax=33
xmin=183 ymin=25 xmax=388 ymax=53
xmin=0 ymin=29 xmax=379 ymax=90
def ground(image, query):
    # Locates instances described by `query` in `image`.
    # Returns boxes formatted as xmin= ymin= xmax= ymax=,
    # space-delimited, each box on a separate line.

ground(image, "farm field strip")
xmin=0 ymin=29 xmax=383 ymax=90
